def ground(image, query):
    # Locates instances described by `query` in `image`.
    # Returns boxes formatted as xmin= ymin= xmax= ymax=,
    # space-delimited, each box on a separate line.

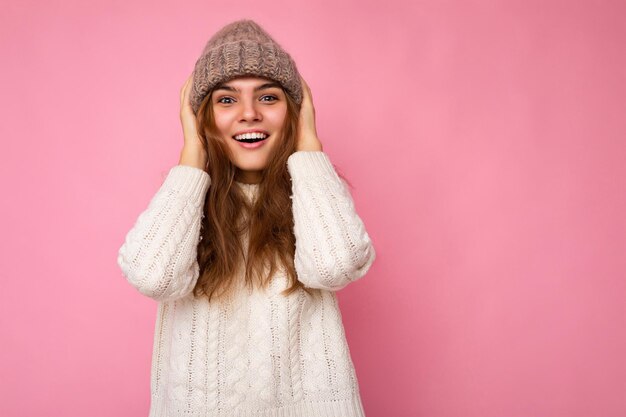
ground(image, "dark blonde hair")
xmin=191 ymin=78 xmax=331 ymax=303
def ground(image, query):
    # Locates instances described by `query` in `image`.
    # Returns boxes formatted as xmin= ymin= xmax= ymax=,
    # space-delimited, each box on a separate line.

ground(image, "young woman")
xmin=117 ymin=19 xmax=376 ymax=417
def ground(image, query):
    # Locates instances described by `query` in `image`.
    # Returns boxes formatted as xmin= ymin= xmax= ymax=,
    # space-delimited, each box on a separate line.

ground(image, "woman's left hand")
xmin=296 ymin=75 xmax=323 ymax=152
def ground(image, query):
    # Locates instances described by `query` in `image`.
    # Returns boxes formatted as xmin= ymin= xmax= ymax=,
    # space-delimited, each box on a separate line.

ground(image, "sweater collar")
xmin=235 ymin=181 xmax=260 ymax=201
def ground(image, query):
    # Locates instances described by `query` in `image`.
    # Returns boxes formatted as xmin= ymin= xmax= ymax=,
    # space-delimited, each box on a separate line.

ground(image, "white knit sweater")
xmin=117 ymin=151 xmax=376 ymax=417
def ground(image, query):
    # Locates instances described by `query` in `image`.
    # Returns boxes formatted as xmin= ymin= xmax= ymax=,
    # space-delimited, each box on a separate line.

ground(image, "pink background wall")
xmin=1 ymin=0 xmax=624 ymax=416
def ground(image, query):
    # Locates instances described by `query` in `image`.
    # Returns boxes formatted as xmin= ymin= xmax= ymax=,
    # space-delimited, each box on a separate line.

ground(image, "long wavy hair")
xmin=191 ymin=77 xmax=350 ymax=303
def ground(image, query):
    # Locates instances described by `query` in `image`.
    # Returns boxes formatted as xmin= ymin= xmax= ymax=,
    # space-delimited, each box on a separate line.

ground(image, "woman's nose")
xmin=239 ymin=99 xmax=262 ymax=121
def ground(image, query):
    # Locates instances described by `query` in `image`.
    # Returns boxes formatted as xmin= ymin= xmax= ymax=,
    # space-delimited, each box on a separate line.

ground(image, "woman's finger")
xmin=180 ymin=76 xmax=188 ymax=108
xmin=180 ymin=74 xmax=193 ymax=109
xmin=300 ymin=76 xmax=309 ymax=96
xmin=300 ymin=75 xmax=315 ymax=115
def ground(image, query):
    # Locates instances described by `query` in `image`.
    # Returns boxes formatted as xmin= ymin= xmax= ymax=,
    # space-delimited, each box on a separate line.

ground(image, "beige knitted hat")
xmin=189 ymin=19 xmax=303 ymax=115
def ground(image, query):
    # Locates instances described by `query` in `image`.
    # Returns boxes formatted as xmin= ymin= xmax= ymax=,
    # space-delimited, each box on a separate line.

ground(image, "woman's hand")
xmin=296 ymin=76 xmax=323 ymax=152
xmin=179 ymin=73 xmax=208 ymax=170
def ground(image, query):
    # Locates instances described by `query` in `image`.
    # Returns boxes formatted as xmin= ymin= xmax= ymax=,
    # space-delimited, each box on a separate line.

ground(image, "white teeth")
xmin=234 ymin=132 xmax=268 ymax=141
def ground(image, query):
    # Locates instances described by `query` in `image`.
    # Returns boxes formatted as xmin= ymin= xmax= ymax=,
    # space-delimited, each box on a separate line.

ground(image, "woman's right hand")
xmin=179 ymin=73 xmax=208 ymax=169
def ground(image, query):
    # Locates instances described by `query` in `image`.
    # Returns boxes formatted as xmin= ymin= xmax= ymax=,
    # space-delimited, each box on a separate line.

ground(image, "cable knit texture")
xmin=117 ymin=151 xmax=376 ymax=416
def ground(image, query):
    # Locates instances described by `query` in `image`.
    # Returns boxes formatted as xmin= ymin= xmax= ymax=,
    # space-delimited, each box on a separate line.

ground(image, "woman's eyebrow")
xmin=214 ymin=82 xmax=282 ymax=93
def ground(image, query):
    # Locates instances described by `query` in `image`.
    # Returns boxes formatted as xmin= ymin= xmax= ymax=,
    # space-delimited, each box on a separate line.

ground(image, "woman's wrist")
xmin=178 ymin=145 xmax=208 ymax=171
xmin=296 ymin=135 xmax=323 ymax=152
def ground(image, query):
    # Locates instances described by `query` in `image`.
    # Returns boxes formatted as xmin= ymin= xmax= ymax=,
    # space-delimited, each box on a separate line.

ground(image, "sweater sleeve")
xmin=117 ymin=165 xmax=211 ymax=302
xmin=287 ymin=151 xmax=376 ymax=291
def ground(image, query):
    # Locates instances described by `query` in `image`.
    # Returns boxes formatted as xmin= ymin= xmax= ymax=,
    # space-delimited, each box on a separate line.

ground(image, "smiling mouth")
xmin=235 ymin=137 xmax=267 ymax=143
xmin=233 ymin=132 xmax=270 ymax=143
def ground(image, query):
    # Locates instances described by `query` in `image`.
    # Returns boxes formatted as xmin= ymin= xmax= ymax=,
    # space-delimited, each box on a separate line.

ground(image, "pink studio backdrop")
xmin=1 ymin=0 xmax=624 ymax=416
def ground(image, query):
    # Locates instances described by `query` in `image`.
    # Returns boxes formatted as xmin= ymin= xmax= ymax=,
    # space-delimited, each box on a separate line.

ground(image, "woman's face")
xmin=211 ymin=76 xmax=288 ymax=184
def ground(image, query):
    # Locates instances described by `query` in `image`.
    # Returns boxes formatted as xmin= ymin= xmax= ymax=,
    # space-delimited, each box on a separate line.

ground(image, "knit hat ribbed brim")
xmin=190 ymin=19 xmax=303 ymax=114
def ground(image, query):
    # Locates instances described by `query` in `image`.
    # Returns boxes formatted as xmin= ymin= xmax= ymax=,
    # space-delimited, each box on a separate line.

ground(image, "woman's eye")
xmin=217 ymin=97 xmax=234 ymax=104
xmin=261 ymin=95 xmax=277 ymax=102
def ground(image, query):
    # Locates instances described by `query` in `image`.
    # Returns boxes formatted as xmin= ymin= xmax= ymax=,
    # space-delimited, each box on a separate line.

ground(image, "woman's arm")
xmin=117 ymin=164 xmax=210 ymax=301
xmin=288 ymin=151 xmax=376 ymax=291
